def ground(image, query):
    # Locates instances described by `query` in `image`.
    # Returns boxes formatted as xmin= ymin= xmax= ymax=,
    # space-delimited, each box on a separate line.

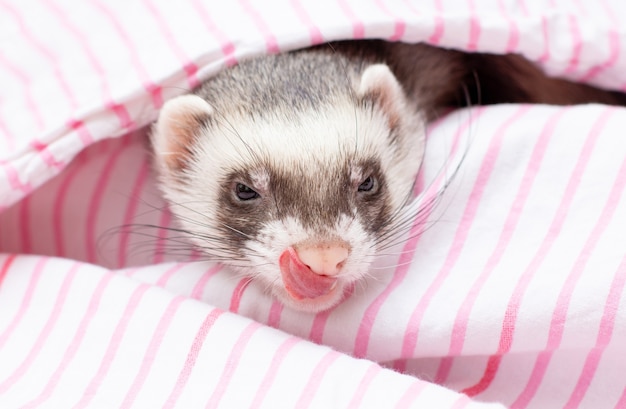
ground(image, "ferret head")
xmin=151 ymin=61 xmax=426 ymax=312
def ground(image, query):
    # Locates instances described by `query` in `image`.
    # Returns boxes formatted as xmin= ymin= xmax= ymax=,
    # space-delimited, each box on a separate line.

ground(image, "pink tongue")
xmin=279 ymin=247 xmax=337 ymax=300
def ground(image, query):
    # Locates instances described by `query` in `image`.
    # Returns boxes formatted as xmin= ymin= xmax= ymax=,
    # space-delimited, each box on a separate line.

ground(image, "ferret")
xmin=151 ymin=40 xmax=626 ymax=313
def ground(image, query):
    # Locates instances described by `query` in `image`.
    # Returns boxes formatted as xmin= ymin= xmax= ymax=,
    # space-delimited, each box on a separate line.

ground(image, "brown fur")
xmin=324 ymin=41 xmax=626 ymax=117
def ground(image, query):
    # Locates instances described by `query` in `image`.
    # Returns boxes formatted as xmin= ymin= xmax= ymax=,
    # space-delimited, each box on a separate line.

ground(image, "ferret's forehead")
xmin=199 ymin=100 xmax=390 ymax=169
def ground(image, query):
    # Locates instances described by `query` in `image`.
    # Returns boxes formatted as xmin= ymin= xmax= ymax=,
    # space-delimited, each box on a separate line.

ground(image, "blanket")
xmin=1 ymin=1 xmax=625 ymax=408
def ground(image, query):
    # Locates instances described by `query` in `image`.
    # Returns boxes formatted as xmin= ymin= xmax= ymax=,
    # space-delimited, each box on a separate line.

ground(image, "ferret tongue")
xmin=279 ymin=247 xmax=337 ymax=300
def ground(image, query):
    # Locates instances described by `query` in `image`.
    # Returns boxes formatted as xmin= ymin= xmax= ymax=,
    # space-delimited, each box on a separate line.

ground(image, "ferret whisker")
xmin=376 ymin=126 xmax=472 ymax=251
xmin=117 ymin=224 xmax=247 ymax=258
xmin=160 ymin=85 xmax=193 ymax=94
xmin=148 ymin=40 xmax=622 ymax=313
xmin=368 ymin=258 xmax=417 ymax=270
xmin=376 ymin=208 xmax=441 ymax=249
xmin=215 ymin=110 xmax=265 ymax=165
xmin=156 ymin=201 xmax=256 ymax=241
xmin=233 ymin=276 xmax=254 ymax=300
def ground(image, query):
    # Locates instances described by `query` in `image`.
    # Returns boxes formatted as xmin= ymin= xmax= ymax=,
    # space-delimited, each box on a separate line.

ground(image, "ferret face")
xmin=151 ymin=62 xmax=426 ymax=312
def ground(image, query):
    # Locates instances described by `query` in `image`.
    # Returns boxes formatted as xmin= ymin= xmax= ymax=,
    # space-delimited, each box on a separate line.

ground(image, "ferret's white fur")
xmin=153 ymin=64 xmax=427 ymax=312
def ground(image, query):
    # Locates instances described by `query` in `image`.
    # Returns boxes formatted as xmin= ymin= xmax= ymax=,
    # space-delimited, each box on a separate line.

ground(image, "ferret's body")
xmin=151 ymin=41 xmax=625 ymax=312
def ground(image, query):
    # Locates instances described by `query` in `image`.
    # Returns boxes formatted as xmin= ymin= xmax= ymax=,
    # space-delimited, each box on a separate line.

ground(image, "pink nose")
xmin=295 ymin=242 xmax=350 ymax=276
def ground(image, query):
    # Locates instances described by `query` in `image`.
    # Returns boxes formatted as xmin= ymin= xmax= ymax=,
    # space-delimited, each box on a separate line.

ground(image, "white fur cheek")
xmin=333 ymin=214 xmax=377 ymax=281
xmin=381 ymin=124 xmax=427 ymax=211
xmin=242 ymin=217 xmax=311 ymax=288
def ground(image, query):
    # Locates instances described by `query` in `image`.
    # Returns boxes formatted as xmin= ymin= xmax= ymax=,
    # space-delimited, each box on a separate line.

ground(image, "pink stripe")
xmin=450 ymin=394 xmax=473 ymax=409
xmin=518 ymin=0 xmax=530 ymax=16
xmin=30 ymin=140 xmax=65 ymax=170
xmin=461 ymin=108 xmax=570 ymax=396
xmin=1 ymin=2 xmax=78 ymax=109
xmin=117 ymin=158 xmax=150 ymax=268
xmin=249 ymin=336 xmax=300 ymax=409
xmin=0 ymin=53 xmax=45 ymax=130
xmin=85 ymin=137 xmax=132 ymax=263
xmin=19 ymin=272 xmax=114 ymax=409
xmin=71 ymin=283 xmax=151 ymax=409
xmin=350 ymin=114 xmax=455 ymax=360
xmin=0 ymin=263 xmax=80 ymax=393
xmin=45 ymin=0 xmax=133 ymax=129
xmin=309 ymin=283 xmax=355 ymax=344
xmin=1 ymin=161 xmax=32 ymax=193
xmin=427 ymin=0 xmax=445 ymax=45
xmin=585 ymin=0 xmax=623 ymax=84
xmin=191 ymin=0 xmax=238 ymax=67
xmin=0 ymin=257 xmax=47 ymax=349
xmin=375 ymin=0 xmax=406 ymax=41
xmin=346 ymin=364 xmax=381 ymax=408
xmin=0 ymin=254 xmax=16 ymax=287
xmin=564 ymin=255 xmax=626 ymax=408
xmin=204 ymin=321 xmax=261 ymax=409
xmin=467 ymin=0 xmax=481 ymax=51
xmin=0 ymin=96 xmax=15 ymax=151
xmin=579 ymin=30 xmax=620 ymax=82
xmin=617 ymin=387 xmax=626 ymax=409
xmin=512 ymin=135 xmax=626 ymax=408
xmin=107 ymin=101 xmax=135 ymax=130
xmin=436 ymin=106 xmax=531 ymax=384
xmin=600 ymin=0 xmax=620 ymax=26
xmin=393 ymin=381 xmax=427 ymax=408
xmin=498 ymin=0 xmax=520 ymax=52
xmin=309 ymin=307 xmax=333 ymax=344
xmin=390 ymin=109 xmax=486 ymax=366
xmin=44 ymin=0 xmax=107 ymax=98
xmin=163 ymin=308 xmax=225 ymax=408
xmin=155 ymin=263 xmax=186 ymax=288
xmin=153 ymin=209 xmax=172 ymax=264
xmin=53 ymin=152 xmax=88 ymax=258
xmin=19 ymin=195 xmax=32 ymax=254
xmin=67 ymin=119 xmax=94 ymax=146
xmin=537 ymin=17 xmax=551 ymax=64
xmin=294 ymin=350 xmax=340 ymax=409
xmin=122 ymin=267 xmax=140 ymax=278
xmin=291 ymin=0 xmax=324 ymax=44
xmin=92 ymin=0 xmax=163 ymax=108
xmin=267 ymin=301 xmax=284 ymax=328
xmin=338 ymin=0 xmax=365 ymax=39
xmin=563 ymin=14 xmax=582 ymax=74
xmin=229 ymin=277 xmax=251 ymax=313
xmin=190 ymin=265 xmax=223 ymax=299
xmin=401 ymin=0 xmax=442 ymax=46
xmin=239 ymin=0 xmax=280 ymax=54
xmin=142 ymin=1 xmax=199 ymax=88
xmin=120 ymin=296 xmax=186 ymax=409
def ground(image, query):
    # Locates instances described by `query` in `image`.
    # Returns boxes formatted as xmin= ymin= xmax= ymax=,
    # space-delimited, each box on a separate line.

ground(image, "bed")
xmin=1 ymin=0 xmax=625 ymax=407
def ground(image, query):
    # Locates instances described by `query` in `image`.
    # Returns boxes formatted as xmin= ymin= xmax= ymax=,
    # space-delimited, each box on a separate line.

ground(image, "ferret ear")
xmin=357 ymin=64 xmax=406 ymax=129
xmin=151 ymin=94 xmax=213 ymax=171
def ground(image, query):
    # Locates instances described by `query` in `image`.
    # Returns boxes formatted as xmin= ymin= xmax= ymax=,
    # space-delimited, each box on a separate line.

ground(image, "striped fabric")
xmin=1 ymin=1 xmax=626 ymax=408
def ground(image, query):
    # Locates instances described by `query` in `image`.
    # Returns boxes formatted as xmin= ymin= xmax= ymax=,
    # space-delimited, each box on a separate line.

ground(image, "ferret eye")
xmin=235 ymin=183 xmax=260 ymax=201
xmin=357 ymin=176 xmax=376 ymax=193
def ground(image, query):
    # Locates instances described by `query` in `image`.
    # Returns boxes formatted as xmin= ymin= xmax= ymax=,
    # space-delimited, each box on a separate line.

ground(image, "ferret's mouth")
xmin=273 ymin=281 xmax=347 ymax=313
xmin=277 ymin=248 xmax=347 ymax=311
xmin=279 ymin=248 xmax=338 ymax=300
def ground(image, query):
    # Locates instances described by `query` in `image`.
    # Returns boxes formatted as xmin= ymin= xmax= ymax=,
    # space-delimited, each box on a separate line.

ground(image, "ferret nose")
xmin=295 ymin=243 xmax=350 ymax=276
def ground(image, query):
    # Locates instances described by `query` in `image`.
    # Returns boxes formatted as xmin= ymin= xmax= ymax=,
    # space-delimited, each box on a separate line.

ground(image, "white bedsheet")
xmin=1 ymin=1 xmax=625 ymax=408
